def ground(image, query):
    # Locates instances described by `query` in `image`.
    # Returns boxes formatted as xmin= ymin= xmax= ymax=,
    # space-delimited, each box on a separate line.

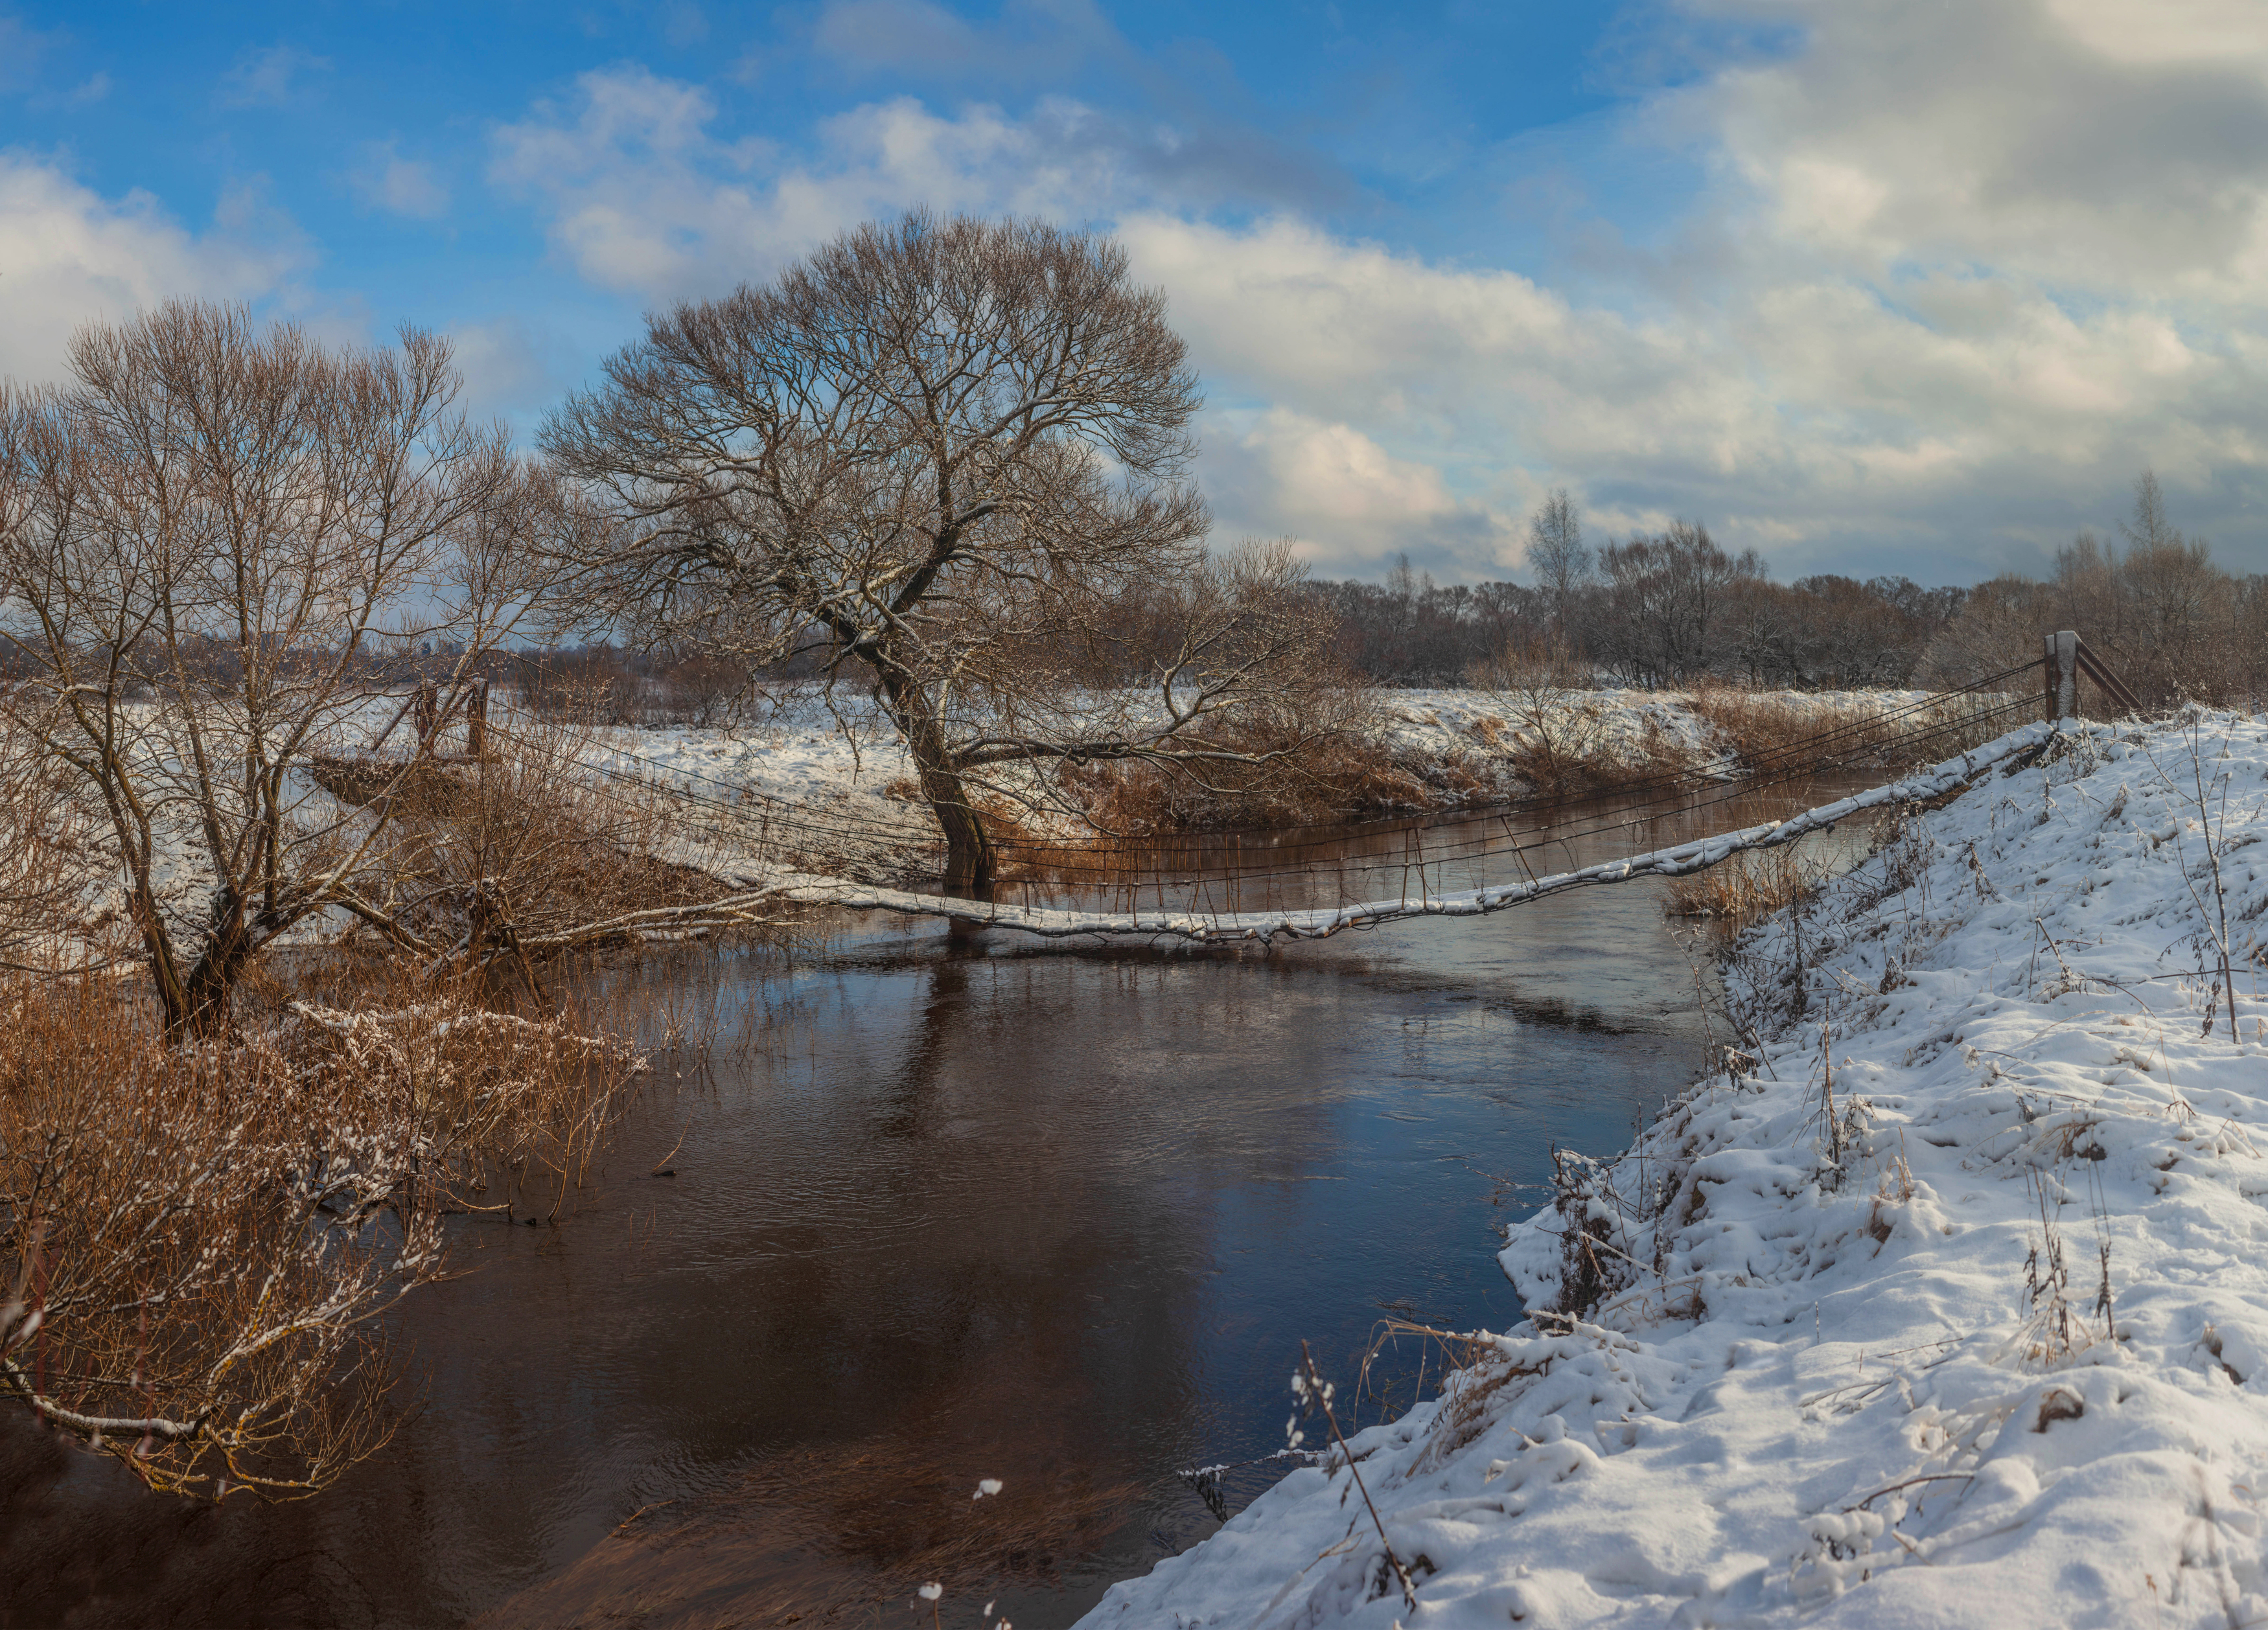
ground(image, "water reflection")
xmin=1 ymin=779 xmax=1869 ymax=1629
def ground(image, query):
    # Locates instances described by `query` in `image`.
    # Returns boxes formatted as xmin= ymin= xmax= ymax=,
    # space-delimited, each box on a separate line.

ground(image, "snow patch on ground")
xmin=1079 ymin=713 xmax=2268 ymax=1629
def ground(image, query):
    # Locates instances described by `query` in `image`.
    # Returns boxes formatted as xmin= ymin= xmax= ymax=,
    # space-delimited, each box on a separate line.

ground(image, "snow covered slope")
xmin=1080 ymin=713 xmax=2268 ymax=1629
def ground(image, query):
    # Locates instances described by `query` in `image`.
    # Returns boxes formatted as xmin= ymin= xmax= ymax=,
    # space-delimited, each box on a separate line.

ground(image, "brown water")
xmin=0 ymin=779 xmax=1872 ymax=1630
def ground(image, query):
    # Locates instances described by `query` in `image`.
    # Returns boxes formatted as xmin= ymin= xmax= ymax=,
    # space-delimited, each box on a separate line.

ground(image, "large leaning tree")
xmin=0 ymin=301 xmax=549 ymax=1039
xmin=542 ymin=210 xmax=1339 ymax=893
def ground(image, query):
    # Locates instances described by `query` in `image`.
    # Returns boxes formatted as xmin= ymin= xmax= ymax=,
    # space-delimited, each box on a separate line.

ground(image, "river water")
xmin=1 ymin=779 xmax=1871 ymax=1630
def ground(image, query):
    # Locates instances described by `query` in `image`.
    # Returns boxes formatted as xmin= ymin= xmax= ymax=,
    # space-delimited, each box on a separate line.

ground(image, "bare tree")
xmin=1920 ymin=573 xmax=2053 ymax=691
xmin=541 ymin=211 xmax=1338 ymax=893
xmin=2115 ymin=471 xmax=2228 ymax=696
xmin=0 ymin=706 xmax=98 ymax=967
xmin=1596 ymin=520 xmax=1762 ymax=686
xmin=0 ymin=303 xmax=537 ymax=1038
xmin=2046 ymin=473 xmax=2235 ymax=704
xmin=1467 ymin=634 xmax=1610 ymax=795
xmin=1525 ymin=488 xmax=1591 ymax=637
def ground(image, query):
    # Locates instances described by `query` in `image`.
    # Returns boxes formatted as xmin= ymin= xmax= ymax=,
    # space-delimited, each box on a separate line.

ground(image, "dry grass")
xmin=1473 ymin=647 xmax=1619 ymax=796
xmin=1468 ymin=641 xmax=1706 ymax=799
xmin=0 ymin=967 xmax=643 ymax=1502
xmin=1502 ymin=706 xmax=1698 ymax=799
xmin=1054 ymin=734 xmax=1438 ymax=837
xmin=1682 ymin=687 xmax=1882 ymax=766
xmin=1663 ymin=844 xmax=1824 ymax=931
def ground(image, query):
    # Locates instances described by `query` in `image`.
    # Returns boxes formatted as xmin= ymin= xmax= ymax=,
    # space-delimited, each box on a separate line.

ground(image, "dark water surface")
xmin=3 ymin=781 xmax=1869 ymax=1630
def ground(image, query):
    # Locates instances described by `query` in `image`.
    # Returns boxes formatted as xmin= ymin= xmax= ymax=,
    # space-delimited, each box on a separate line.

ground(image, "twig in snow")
xmin=1846 ymin=1471 xmax=1977 ymax=1509
xmin=1295 ymin=1340 xmax=1417 ymax=1611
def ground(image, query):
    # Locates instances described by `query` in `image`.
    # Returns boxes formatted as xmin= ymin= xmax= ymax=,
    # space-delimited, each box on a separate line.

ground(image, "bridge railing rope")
xmin=753 ymin=714 xmax=2075 ymax=945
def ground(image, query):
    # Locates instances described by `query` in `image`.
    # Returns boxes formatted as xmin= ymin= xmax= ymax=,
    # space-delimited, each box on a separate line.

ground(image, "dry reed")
xmin=1663 ymin=844 xmax=1823 ymax=931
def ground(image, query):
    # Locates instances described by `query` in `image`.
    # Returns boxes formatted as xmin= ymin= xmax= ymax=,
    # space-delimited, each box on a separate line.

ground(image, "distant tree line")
xmin=1313 ymin=501 xmax=1965 ymax=689
xmin=1317 ymin=478 xmax=2267 ymax=705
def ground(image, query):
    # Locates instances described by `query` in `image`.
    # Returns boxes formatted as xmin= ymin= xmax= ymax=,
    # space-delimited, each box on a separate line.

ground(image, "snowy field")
xmin=1080 ymin=713 xmax=2268 ymax=1629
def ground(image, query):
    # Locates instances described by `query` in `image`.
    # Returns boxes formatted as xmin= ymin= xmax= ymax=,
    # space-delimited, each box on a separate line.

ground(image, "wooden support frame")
xmin=2044 ymin=630 xmax=2144 ymax=722
xmin=2072 ymin=637 xmax=2142 ymax=715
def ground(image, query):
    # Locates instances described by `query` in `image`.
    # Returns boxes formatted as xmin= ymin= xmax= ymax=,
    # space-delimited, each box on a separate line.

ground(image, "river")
xmin=0 ymin=777 xmax=1873 ymax=1630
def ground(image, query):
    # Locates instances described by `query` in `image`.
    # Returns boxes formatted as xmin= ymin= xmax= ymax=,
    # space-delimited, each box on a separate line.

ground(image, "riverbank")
xmin=1080 ymin=711 xmax=2268 ymax=1629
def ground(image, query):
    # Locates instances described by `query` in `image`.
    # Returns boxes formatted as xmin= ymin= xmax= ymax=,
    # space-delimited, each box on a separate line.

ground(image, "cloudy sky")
xmin=3 ymin=1 xmax=2265 ymax=584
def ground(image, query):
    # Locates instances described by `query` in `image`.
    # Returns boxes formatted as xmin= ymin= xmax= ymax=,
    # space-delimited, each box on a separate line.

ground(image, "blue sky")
xmin=5 ymin=1 xmax=2267 ymax=584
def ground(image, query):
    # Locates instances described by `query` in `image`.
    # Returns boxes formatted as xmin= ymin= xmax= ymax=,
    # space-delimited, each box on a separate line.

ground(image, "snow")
xmin=586 ymin=689 xmax=910 ymax=812
xmin=1367 ymin=687 xmax=1898 ymax=780
xmin=1078 ymin=712 xmax=2268 ymax=1629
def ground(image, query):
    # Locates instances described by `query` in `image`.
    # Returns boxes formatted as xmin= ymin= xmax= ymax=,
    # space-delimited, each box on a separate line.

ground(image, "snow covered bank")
xmin=1081 ymin=713 xmax=2268 ymax=1629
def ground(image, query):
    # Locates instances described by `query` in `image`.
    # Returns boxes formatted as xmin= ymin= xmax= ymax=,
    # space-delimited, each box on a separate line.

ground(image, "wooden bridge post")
xmin=2043 ymin=630 xmax=2079 ymax=724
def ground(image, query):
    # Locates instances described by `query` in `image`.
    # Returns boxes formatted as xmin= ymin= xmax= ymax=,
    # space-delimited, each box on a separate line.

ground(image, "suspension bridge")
xmin=511 ymin=632 xmax=2133 ymax=948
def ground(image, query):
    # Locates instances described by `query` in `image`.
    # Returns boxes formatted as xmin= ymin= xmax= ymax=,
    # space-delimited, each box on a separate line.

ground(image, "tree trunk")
xmin=925 ymin=764 xmax=997 ymax=897
xmin=151 ymin=888 xmax=254 ymax=1042
xmin=874 ymin=668 xmax=995 ymax=897
xmin=176 ymin=935 xmax=251 ymax=1041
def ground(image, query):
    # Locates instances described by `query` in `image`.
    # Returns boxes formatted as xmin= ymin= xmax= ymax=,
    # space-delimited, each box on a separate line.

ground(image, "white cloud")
xmin=487 ymin=65 xmax=1335 ymax=300
xmin=1682 ymin=1 xmax=2268 ymax=296
xmin=351 ymin=140 xmax=450 ymax=219
xmin=481 ymin=5 xmax=2268 ymax=580
xmin=489 ymin=67 xmax=1098 ymax=296
xmin=0 ymin=154 xmax=307 ymax=385
xmin=1128 ymin=207 xmax=2268 ymax=579
xmin=219 ymin=43 xmax=332 ymax=109
xmin=2042 ymin=0 xmax=2268 ymax=73
xmin=1201 ymin=408 xmax=1516 ymax=574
